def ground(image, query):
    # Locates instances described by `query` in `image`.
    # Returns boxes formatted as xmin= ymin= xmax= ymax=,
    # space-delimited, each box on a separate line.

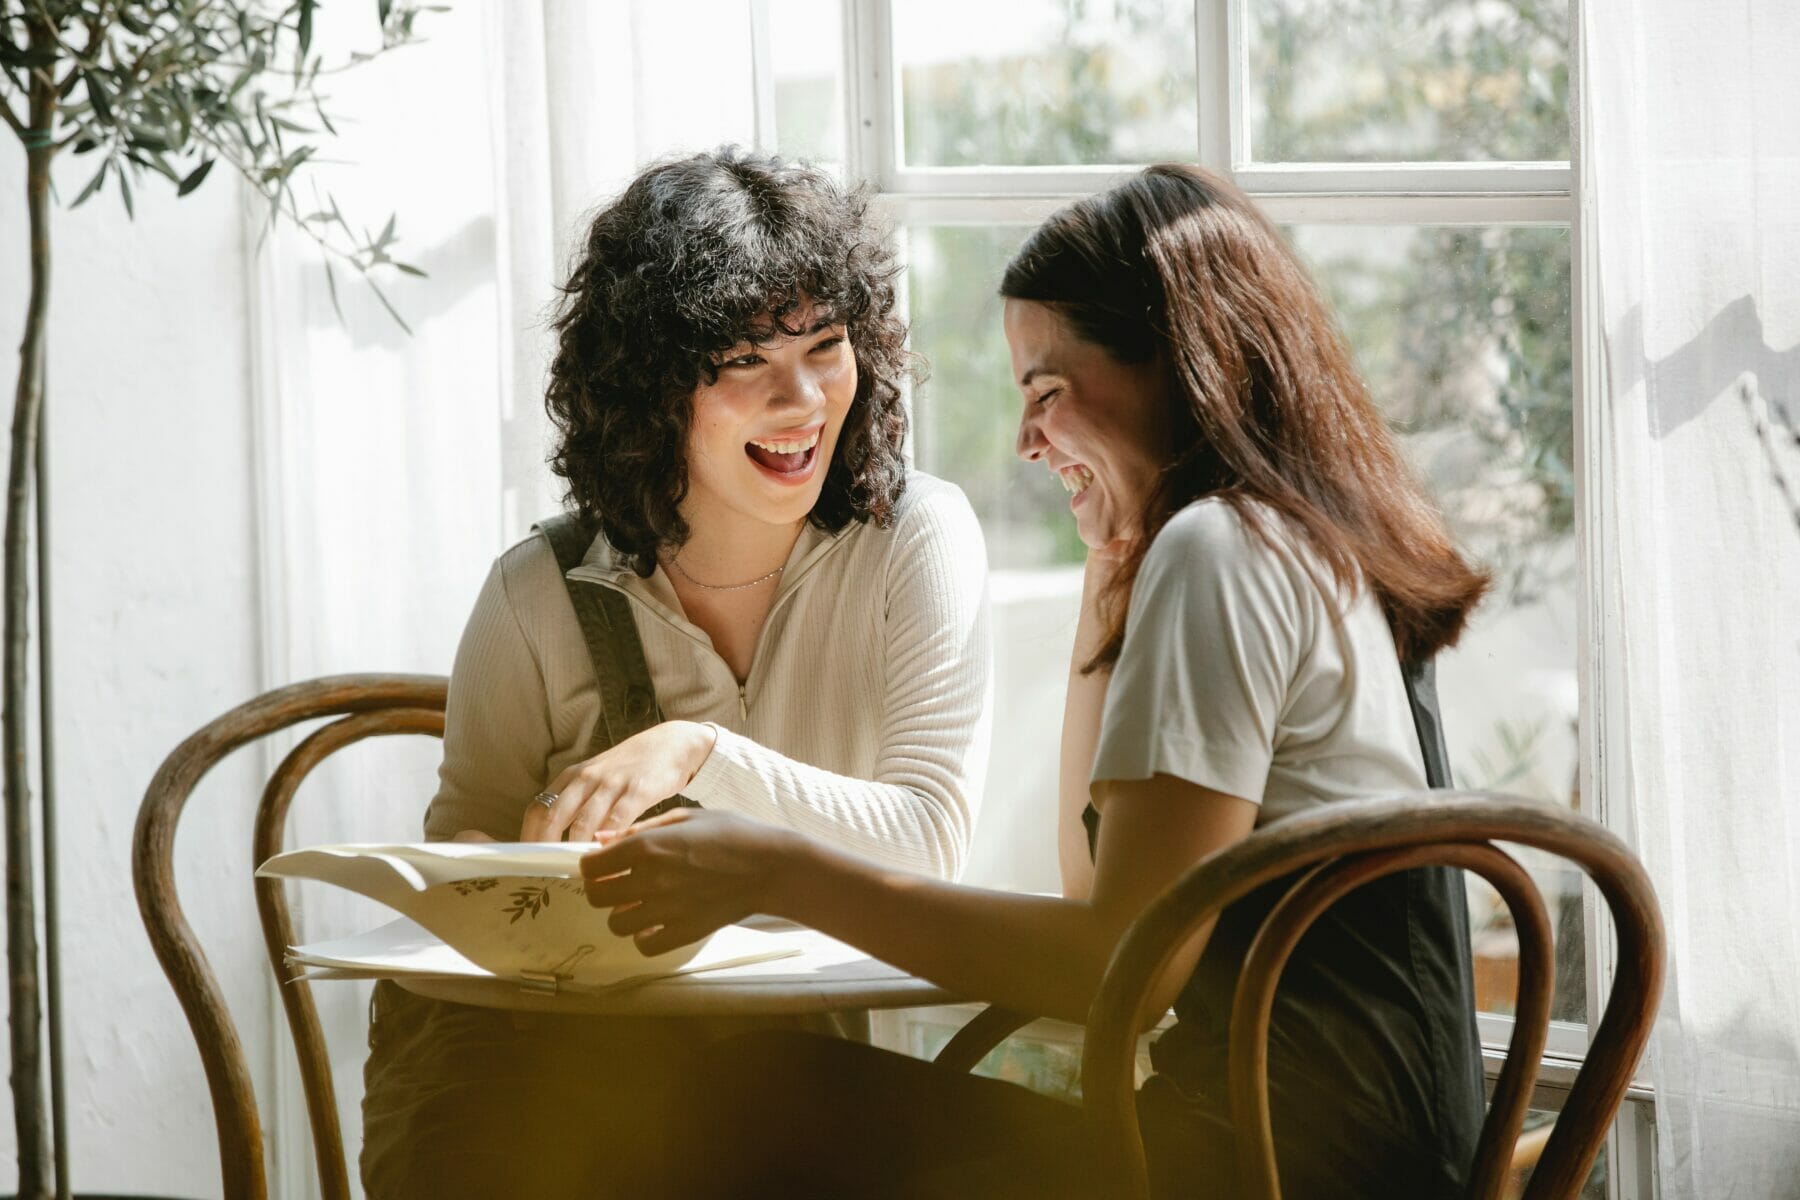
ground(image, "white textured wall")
xmin=0 ymin=150 xmax=269 ymax=1195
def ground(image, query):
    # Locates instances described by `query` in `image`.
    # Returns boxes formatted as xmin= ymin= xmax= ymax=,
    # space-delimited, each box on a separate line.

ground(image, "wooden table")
xmin=396 ymin=921 xmax=957 ymax=1017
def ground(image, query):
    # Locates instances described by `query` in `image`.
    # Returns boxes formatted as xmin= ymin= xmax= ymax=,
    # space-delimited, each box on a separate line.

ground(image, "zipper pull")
xmin=738 ymin=684 xmax=748 ymax=720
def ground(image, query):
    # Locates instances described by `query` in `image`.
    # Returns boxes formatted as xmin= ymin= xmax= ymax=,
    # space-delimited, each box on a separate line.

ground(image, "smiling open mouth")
xmin=1057 ymin=465 xmax=1094 ymax=495
xmin=746 ymin=427 xmax=822 ymax=476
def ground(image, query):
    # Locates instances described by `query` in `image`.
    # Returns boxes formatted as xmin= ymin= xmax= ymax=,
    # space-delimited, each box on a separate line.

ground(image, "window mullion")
xmin=1194 ymin=0 xmax=1234 ymax=173
xmin=843 ymin=0 xmax=896 ymax=188
xmin=748 ymin=0 xmax=778 ymax=154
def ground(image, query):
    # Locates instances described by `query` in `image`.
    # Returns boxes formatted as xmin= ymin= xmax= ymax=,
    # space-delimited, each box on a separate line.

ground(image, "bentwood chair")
xmin=135 ymin=674 xmax=1007 ymax=1200
xmin=133 ymin=674 xmax=449 ymax=1200
xmin=932 ymin=791 xmax=1665 ymax=1200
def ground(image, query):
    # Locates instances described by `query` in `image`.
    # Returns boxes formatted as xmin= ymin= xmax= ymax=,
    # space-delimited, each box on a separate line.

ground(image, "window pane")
xmin=1248 ymin=0 xmax=1571 ymax=163
xmin=907 ymin=224 xmax=1083 ymax=569
xmin=1289 ymin=224 xmax=1582 ymax=1022
xmin=894 ymin=1 xmax=1197 ymax=168
xmin=766 ymin=0 xmax=844 ymax=171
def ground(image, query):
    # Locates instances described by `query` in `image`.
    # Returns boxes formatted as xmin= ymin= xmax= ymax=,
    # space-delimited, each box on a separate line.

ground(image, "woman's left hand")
xmin=520 ymin=720 xmax=718 ymax=842
xmin=580 ymin=808 xmax=801 ymax=956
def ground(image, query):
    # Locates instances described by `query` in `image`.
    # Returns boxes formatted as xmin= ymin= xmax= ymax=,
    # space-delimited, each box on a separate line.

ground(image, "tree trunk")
xmin=6 ymin=63 xmax=55 ymax=1200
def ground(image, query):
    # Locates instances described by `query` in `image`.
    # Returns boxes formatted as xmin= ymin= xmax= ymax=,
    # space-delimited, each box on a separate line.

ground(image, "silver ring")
xmin=532 ymin=791 xmax=559 ymax=810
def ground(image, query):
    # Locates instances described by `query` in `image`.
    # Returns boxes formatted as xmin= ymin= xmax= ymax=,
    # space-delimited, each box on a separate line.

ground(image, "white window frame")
xmin=817 ymin=1 xmax=1648 ymax=1194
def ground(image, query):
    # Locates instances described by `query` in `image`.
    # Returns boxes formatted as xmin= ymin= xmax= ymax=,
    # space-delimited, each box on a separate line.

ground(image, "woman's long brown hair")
xmin=1001 ymin=164 xmax=1490 ymax=669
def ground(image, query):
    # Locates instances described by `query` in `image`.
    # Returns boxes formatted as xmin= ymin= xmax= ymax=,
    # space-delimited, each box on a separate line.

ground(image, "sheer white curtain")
xmin=248 ymin=2 xmax=760 ymax=1192
xmin=1584 ymin=2 xmax=1800 ymax=1194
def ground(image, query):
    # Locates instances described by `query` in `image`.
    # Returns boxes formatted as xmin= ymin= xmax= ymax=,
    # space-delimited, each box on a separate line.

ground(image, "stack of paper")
xmin=259 ymin=842 xmax=799 ymax=992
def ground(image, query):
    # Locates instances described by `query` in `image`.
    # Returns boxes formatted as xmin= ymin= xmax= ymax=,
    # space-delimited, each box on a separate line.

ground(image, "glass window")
xmin=1246 ymin=0 xmax=1571 ymax=163
xmin=893 ymin=0 xmax=1198 ymax=168
xmin=907 ymin=224 xmax=1086 ymax=570
xmin=765 ymin=0 xmax=845 ymax=170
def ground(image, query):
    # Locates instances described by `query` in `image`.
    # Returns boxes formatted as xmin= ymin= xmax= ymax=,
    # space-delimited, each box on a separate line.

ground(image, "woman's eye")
xmin=1035 ymin=388 xmax=1061 ymax=406
xmin=720 ymin=354 xmax=763 ymax=370
xmin=812 ymin=336 xmax=846 ymax=353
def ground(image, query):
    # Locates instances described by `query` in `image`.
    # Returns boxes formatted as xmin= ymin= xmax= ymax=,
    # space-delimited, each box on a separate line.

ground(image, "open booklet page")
xmin=259 ymin=842 xmax=799 ymax=990
xmin=289 ymin=916 xmax=801 ymax=991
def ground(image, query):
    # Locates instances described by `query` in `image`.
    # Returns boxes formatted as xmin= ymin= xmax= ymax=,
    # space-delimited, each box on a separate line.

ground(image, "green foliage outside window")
xmin=901 ymin=0 xmax=1574 ymax=596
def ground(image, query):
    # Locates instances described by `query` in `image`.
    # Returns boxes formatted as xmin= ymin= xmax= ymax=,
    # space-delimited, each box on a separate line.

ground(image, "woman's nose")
xmin=1015 ymin=409 xmax=1048 ymax=462
xmin=771 ymin=360 xmax=826 ymax=409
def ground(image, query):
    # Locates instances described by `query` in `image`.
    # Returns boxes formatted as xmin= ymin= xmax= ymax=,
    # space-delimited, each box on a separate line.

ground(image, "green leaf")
xmin=118 ymin=169 xmax=134 ymax=219
xmin=84 ymin=73 xmax=113 ymax=123
xmin=72 ymin=160 xmax=108 ymax=207
xmin=0 ymin=43 xmax=57 ymax=70
xmin=278 ymin=144 xmax=314 ymax=178
xmin=376 ymin=212 xmax=396 ymax=248
xmin=366 ymin=275 xmax=413 ymax=336
xmin=297 ymin=0 xmax=315 ymax=60
xmin=392 ymin=261 xmax=427 ymax=278
xmin=176 ymin=157 xmax=215 ymax=196
xmin=323 ymin=258 xmax=345 ymax=324
xmin=379 ymin=0 xmax=395 ymax=24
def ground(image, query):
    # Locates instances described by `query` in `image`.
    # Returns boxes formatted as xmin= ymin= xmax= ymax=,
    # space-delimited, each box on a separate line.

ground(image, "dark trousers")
xmin=359 ymin=983 xmax=865 ymax=1199
xmin=640 ymin=1029 xmax=1259 ymax=1199
xmin=364 ymin=1000 xmax=1403 ymax=1199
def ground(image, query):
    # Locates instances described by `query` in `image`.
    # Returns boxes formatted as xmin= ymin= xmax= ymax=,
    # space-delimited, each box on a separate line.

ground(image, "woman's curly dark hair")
xmin=545 ymin=146 xmax=913 ymax=576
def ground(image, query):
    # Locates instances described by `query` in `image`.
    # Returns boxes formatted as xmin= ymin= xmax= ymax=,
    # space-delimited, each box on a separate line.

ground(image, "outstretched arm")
xmin=583 ymin=774 xmax=1255 ymax=1025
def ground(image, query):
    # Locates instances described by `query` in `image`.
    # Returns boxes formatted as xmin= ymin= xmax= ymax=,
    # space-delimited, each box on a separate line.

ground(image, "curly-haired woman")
xmin=358 ymin=147 xmax=991 ymax=1198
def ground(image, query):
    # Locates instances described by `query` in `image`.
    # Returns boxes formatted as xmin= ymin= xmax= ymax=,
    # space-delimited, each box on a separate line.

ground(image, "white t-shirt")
xmin=1091 ymin=498 xmax=1427 ymax=822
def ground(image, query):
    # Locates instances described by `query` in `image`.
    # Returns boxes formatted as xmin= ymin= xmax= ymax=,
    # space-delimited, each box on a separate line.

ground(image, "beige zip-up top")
xmin=424 ymin=472 xmax=992 ymax=879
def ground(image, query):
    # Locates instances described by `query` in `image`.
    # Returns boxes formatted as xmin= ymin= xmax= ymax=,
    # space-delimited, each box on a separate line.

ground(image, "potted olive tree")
xmin=0 ymin=3 xmax=430 ymax=1194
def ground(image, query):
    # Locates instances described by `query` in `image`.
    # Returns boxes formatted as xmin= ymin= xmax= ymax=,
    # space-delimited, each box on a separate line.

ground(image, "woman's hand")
xmin=519 ymin=720 xmax=719 ymax=842
xmin=580 ymin=808 xmax=803 ymax=956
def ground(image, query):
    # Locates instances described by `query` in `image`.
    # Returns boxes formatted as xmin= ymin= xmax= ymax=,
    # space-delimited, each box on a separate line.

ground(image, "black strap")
xmin=534 ymin=514 xmax=697 ymax=817
xmin=1399 ymin=656 xmax=1453 ymax=790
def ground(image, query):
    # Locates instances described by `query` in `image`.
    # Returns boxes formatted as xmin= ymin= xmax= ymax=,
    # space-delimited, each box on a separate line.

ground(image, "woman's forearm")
xmin=687 ymin=725 xmax=977 ymax=880
xmin=1057 ymin=553 xmax=1116 ymax=897
xmin=772 ymin=836 xmax=1112 ymax=1024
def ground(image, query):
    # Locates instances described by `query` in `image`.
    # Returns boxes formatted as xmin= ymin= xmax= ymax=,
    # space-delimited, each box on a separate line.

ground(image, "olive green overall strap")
xmin=533 ymin=514 xmax=696 ymax=817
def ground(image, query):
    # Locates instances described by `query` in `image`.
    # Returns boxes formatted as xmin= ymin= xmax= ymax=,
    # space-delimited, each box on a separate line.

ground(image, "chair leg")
xmin=1505 ymin=1121 xmax=1555 ymax=1200
xmin=933 ymin=1006 xmax=1033 ymax=1074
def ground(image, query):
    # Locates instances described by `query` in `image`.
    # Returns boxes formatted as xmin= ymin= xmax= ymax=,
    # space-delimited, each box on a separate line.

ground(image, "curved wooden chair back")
xmin=1082 ymin=790 xmax=1664 ymax=1200
xmin=132 ymin=674 xmax=448 ymax=1200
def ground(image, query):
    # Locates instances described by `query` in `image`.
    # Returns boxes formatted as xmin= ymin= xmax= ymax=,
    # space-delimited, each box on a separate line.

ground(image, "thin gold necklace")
xmin=666 ymin=547 xmax=785 ymax=592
